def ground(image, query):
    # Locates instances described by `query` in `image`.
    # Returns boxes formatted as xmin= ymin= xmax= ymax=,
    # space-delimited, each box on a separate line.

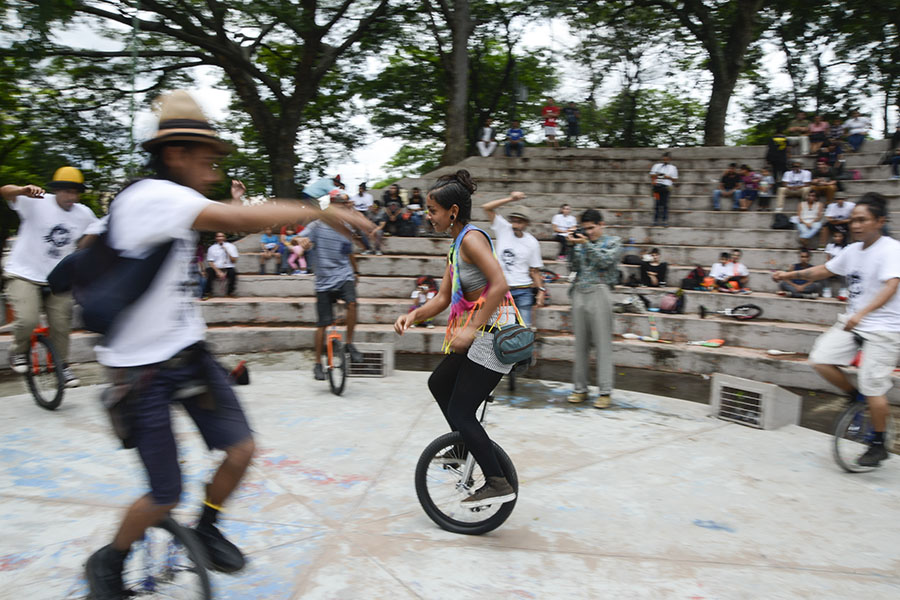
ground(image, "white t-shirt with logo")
xmin=351 ymin=192 xmax=374 ymax=212
xmin=824 ymin=201 xmax=855 ymax=221
xmin=94 ymin=179 xmax=214 ymax=367
xmin=5 ymin=194 xmax=99 ymax=284
xmin=207 ymin=242 xmax=238 ymax=269
xmin=825 ymin=236 xmax=900 ymax=331
xmin=491 ymin=215 xmax=543 ymax=287
xmin=551 ymin=213 xmax=577 ymax=234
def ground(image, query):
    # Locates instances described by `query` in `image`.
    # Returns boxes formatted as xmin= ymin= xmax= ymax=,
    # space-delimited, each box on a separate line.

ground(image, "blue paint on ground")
xmin=693 ymin=519 xmax=735 ymax=533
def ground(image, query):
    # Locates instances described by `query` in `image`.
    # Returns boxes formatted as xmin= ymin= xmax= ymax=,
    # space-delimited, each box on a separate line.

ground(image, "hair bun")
xmin=454 ymin=169 xmax=477 ymax=194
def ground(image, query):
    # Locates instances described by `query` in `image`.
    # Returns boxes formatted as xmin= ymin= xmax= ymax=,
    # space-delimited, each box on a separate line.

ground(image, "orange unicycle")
xmin=325 ymin=321 xmax=348 ymax=396
xmin=26 ymin=325 xmax=65 ymax=410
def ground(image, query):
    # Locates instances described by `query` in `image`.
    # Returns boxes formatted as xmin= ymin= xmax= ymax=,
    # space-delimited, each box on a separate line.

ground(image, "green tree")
xmin=583 ymin=89 xmax=705 ymax=148
xmin=3 ymin=0 xmax=392 ymax=197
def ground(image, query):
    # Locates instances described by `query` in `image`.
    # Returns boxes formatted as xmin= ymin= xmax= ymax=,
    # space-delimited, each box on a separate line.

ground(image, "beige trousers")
xmin=571 ymin=284 xmax=614 ymax=395
xmin=775 ymin=186 xmax=809 ymax=212
xmin=5 ymin=276 xmax=74 ymax=363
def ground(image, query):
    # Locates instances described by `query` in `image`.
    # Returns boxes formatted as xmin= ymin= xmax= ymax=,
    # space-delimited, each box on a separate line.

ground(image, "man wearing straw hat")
xmin=85 ymin=90 xmax=373 ymax=598
xmin=1 ymin=166 xmax=99 ymax=387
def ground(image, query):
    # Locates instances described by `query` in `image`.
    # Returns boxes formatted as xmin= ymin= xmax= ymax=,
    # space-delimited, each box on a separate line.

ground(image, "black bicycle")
xmin=116 ymin=516 xmax=212 ymax=598
xmin=414 ymin=396 xmax=518 ymax=535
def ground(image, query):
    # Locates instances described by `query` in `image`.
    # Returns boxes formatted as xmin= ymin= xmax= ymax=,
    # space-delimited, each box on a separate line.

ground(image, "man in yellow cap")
xmin=83 ymin=90 xmax=374 ymax=599
xmin=1 ymin=166 xmax=99 ymax=386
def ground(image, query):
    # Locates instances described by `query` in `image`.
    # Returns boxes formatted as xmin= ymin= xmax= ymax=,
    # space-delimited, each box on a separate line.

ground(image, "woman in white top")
xmin=796 ymin=189 xmax=824 ymax=249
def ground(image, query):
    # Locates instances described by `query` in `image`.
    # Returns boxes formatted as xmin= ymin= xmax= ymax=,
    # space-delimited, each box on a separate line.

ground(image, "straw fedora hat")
xmin=141 ymin=90 xmax=232 ymax=154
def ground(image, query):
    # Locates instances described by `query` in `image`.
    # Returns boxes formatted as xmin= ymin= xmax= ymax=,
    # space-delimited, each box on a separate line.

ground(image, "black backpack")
xmin=771 ymin=213 xmax=794 ymax=230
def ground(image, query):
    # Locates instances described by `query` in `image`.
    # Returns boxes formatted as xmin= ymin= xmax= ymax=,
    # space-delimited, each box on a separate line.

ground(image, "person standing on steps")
xmin=772 ymin=193 xmax=900 ymax=468
xmin=1 ymin=166 xmax=99 ymax=388
xmin=482 ymin=192 xmax=546 ymax=327
xmin=83 ymin=90 xmax=373 ymax=600
xmin=566 ymin=209 xmax=623 ymax=409
xmin=649 ymin=152 xmax=678 ymax=226
xmin=394 ymin=169 xmax=518 ymax=508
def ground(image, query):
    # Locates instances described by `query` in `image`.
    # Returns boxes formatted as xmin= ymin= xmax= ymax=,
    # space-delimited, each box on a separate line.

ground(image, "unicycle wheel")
xmin=119 ymin=516 xmax=212 ymax=598
xmin=732 ymin=303 xmax=763 ymax=320
xmin=832 ymin=402 xmax=896 ymax=473
xmin=25 ymin=335 xmax=65 ymax=411
xmin=327 ymin=341 xmax=348 ymax=396
xmin=414 ymin=431 xmax=517 ymax=535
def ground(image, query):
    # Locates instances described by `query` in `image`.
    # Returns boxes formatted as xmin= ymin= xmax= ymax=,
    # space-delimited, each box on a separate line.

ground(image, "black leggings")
xmin=428 ymin=353 xmax=504 ymax=478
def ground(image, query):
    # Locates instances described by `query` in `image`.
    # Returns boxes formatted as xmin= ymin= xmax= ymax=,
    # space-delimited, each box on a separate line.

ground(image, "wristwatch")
xmin=538 ymin=287 xmax=546 ymax=292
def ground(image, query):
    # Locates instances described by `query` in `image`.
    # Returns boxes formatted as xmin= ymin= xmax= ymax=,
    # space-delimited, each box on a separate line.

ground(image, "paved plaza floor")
xmin=1 ymin=368 xmax=899 ymax=599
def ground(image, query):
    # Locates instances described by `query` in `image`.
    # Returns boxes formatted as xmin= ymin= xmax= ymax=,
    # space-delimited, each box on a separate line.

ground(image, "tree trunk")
xmin=440 ymin=0 xmax=474 ymax=166
xmin=704 ymin=72 xmax=737 ymax=146
xmin=268 ymin=129 xmax=300 ymax=198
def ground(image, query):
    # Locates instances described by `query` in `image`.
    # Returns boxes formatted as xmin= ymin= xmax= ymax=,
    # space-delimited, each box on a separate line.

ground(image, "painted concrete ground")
xmin=1 ymin=370 xmax=899 ymax=599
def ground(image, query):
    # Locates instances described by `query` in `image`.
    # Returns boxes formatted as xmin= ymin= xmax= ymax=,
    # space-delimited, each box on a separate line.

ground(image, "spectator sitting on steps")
xmin=551 ymin=203 xmax=577 ymax=260
xmin=649 ymin=151 xmax=678 ymax=225
xmin=888 ymin=146 xmax=900 ymax=180
xmin=758 ymin=167 xmax=775 ymax=211
xmin=711 ymin=162 xmax=742 ymax=211
xmin=821 ymin=194 xmax=855 ymax=249
xmin=775 ymin=160 xmax=811 ymax=213
xmin=810 ymin=160 xmax=837 ymax=204
xmin=505 ymin=120 xmax=525 ymax=157
xmin=808 ymin=114 xmax=830 ymax=156
xmin=202 ymin=232 xmax=239 ymax=299
xmin=786 ymin=110 xmax=811 ymax=156
xmin=476 ymin=117 xmax=498 ymax=157
xmin=796 ymin=189 xmax=824 ymax=250
xmin=381 ymin=183 xmax=403 ymax=209
xmin=710 ymin=249 xmax=750 ymax=293
xmin=778 ymin=248 xmax=822 ymax=298
xmin=640 ymin=248 xmax=668 ymax=287
xmin=738 ymin=165 xmax=760 ymax=211
xmin=258 ymin=226 xmax=281 ymax=274
xmin=842 ymin=110 xmax=871 ymax=153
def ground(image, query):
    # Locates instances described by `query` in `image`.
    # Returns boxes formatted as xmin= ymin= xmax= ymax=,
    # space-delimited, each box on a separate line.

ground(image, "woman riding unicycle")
xmin=394 ymin=170 xmax=520 ymax=518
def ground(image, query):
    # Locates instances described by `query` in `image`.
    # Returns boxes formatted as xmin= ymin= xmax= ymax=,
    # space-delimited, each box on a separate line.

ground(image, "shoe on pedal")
xmin=62 ymin=365 xmax=81 ymax=388
xmin=461 ymin=476 xmax=516 ymax=508
xmin=8 ymin=353 xmax=27 ymax=374
xmin=346 ymin=343 xmax=363 ymax=364
xmin=313 ymin=363 xmax=326 ymax=381
xmin=193 ymin=521 xmax=246 ymax=573
xmin=857 ymin=444 xmax=889 ymax=467
xmin=85 ymin=544 xmax=128 ymax=600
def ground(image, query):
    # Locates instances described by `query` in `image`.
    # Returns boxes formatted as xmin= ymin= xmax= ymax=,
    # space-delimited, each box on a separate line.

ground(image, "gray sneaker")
xmin=62 ymin=366 xmax=81 ymax=388
xmin=313 ymin=363 xmax=326 ymax=381
xmin=8 ymin=353 xmax=28 ymax=374
xmin=346 ymin=343 xmax=364 ymax=364
xmin=461 ymin=476 xmax=516 ymax=508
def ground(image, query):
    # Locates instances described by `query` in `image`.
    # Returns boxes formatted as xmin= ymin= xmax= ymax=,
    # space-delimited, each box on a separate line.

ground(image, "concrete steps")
xmin=13 ymin=325 xmax=897 ymax=402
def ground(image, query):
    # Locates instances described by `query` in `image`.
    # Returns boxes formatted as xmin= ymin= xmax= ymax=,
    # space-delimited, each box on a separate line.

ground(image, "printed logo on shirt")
xmin=501 ymin=247 xmax=517 ymax=269
xmin=847 ymin=271 xmax=863 ymax=300
xmin=43 ymin=224 xmax=72 ymax=257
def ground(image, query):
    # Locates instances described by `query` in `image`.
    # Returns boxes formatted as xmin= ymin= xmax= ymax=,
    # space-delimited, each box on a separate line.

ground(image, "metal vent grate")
xmin=718 ymin=386 xmax=763 ymax=428
xmin=349 ymin=350 xmax=385 ymax=377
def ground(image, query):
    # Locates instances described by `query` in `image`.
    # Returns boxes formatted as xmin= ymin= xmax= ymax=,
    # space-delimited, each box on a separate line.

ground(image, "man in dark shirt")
xmin=711 ymin=163 xmax=742 ymax=211
xmin=562 ymin=101 xmax=580 ymax=147
xmin=505 ymin=120 xmax=525 ymax=157
xmin=766 ymin=131 xmax=789 ymax=186
xmin=777 ymin=249 xmax=822 ymax=298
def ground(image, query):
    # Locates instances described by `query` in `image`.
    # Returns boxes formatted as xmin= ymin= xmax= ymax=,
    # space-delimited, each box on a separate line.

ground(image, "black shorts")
xmin=125 ymin=348 xmax=253 ymax=505
xmin=316 ymin=279 xmax=357 ymax=326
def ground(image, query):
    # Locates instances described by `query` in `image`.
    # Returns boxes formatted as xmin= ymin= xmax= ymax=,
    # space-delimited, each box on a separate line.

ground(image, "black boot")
xmin=85 ymin=544 xmax=128 ymax=599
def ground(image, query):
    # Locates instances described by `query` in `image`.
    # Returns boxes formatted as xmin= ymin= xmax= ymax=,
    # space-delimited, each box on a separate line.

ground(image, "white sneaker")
xmin=8 ymin=353 xmax=28 ymax=374
xmin=62 ymin=366 xmax=81 ymax=388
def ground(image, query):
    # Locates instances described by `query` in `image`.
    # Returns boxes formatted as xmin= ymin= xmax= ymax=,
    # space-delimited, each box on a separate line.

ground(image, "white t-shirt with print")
xmin=94 ymin=179 xmax=214 ymax=367
xmin=551 ymin=213 xmax=576 ymax=234
xmin=5 ymin=194 xmax=99 ymax=284
xmin=824 ymin=201 xmax=855 ymax=221
xmin=207 ymin=242 xmax=238 ymax=269
xmin=491 ymin=214 xmax=543 ymax=287
xmin=825 ymin=236 xmax=900 ymax=331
